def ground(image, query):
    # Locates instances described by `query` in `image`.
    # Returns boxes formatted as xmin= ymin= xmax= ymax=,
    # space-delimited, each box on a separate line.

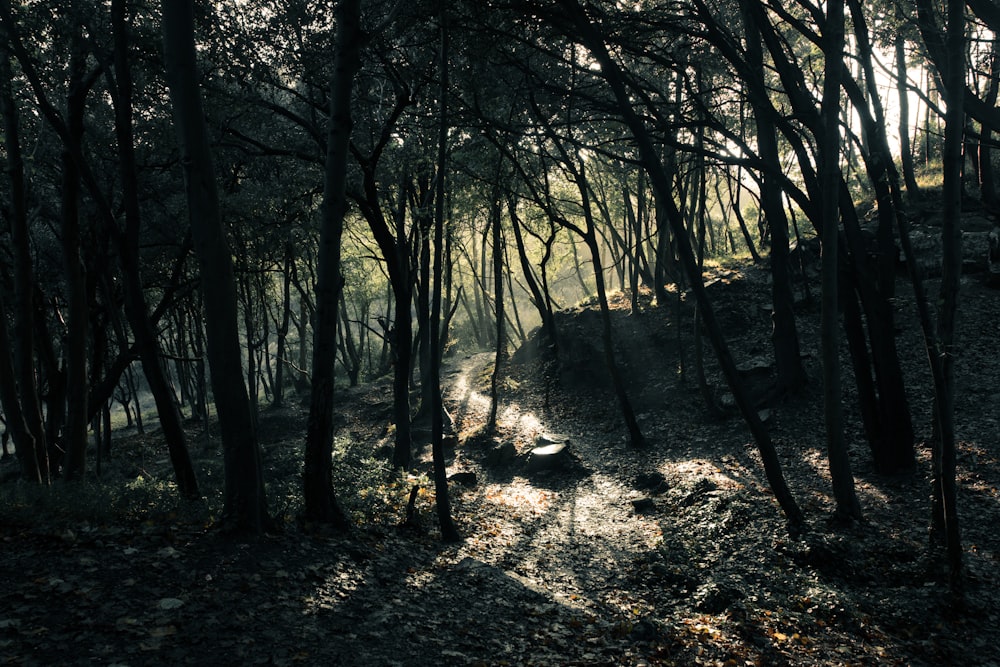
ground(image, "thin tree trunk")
xmin=303 ymin=0 xmax=362 ymax=529
xmin=730 ymin=163 xmax=761 ymax=262
xmin=0 ymin=293 xmax=38 ymax=481
xmin=979 ymin=37 xmax=999 ymax=209
xmin=61 ymin=17 xmax=90 ymax=481
xmin=576 ymin=159 xmax=645 ymax=448
xmin=895 ymin=26 xmax=921 ymax=199
xmin=935 ymin=0 xmax=965 ymax=593
xmin=486 ymin=186 xmax=505 ymax=435
xmin=819 ymin=0 xmax=862 ymax=521
xmin=432 ymin=8 xmax=459 ymax=542
xmin=508 ymin=199 xmax=557 ymax=350
xmin=741 ymin=4 xmax=806 ymax=397
xmin=272 ymin=243 xmax=293 ymax=408
xmin=126 ymin=365 xmax=144 ymax=434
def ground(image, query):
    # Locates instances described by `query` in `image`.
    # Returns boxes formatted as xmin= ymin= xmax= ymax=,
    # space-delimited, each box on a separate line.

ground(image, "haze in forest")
xmin=1 ymin=0 xmax=998 ymax=663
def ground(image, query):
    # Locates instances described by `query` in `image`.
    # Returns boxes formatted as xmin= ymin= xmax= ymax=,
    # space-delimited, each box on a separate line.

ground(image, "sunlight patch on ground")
xmin=498 ymin=405 xmax=543 ymax=442
xmin=673 ymin=459 xmax=743 ymax=490
xmin=482 ymin=483 xmax=554 ymax=518
xmin=452 ymin=373 xmax=491 ymax=411
xmin=800 ymin=448 xmax=897 ymax=506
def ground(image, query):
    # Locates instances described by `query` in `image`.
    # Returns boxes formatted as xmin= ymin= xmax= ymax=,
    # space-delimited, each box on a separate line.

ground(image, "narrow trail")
xmin=437 ymin=352 xmax=669 ymax=627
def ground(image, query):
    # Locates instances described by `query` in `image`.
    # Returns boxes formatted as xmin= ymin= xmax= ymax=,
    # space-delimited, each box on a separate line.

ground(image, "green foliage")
xmin=329 ymin=436 xmax=418 ymax=526
xmin=0 ymin=473 xmax=208 ymax=530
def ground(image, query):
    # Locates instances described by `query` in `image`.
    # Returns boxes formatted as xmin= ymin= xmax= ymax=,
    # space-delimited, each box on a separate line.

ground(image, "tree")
xmin=818 ymin=0 xmax=862 ymax=521
xmin=739 ymin=3 xmax=806 ymax=399
xmin=933 ymin=0 xmax=965 ymax=593
xmin=430 ymin=5 xmax=459 ymax=542
xmin=485 ymin=177 xmax=506 ymax=435
xmin=59 ymin=4 xmax=91 ymax=481
xmin=0 ymin=0 xmax=48 ymax=484
xmin=302 ymin=0 xmax=362 ymax=529
xmin=162 ymin=0 xmax=270 ymax=533
xmin=894 ymin=5 xmax=922 ymax=200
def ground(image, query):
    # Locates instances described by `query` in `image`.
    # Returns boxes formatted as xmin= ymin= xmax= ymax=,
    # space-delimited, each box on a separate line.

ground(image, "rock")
xmin=631 ymin=497 xmax=656 ymax=513
xmin=628 ymin=618 xmax=659 ymax=641
xmin=534 ymin=433 xmax=570 ymax=447
xmin=679 ymin=477 xmax=718 ymax=507
xmin=448 ymin=471 xmax=477 ymax=487
xmin=485 ymin=441 xmax=517 ymax=467
xmin=635 ymin=472 xmax=669 ymax=495
xmin=694 ymin=581 xmax=744 ymax=614
xmin=524 ymin=441 xmax=569 ymax=473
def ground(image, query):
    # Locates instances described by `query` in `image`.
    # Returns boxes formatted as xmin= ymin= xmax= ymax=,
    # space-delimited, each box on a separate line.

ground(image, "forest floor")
xmin=2 ymin=256 xmax=1000 ymax=666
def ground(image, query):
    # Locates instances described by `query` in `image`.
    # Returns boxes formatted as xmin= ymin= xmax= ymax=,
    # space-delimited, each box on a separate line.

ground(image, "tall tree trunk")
xmin=0 ymin=294 xmax=38 ymax=480
xmin=979 ymin=37 xmax=999 ymax=210
xmin=508 ymin=199 xmax=556 ymax=352
xmin=844 ymin=1 xmax=918 ymax=474
xmin=576 ymin=159 xmax=645 ymax=448
xmin=302 ymin=0 xmax=362 ymax=529
xmin=819 ymin=0 xmax=862 ymax=521
xmin=61 ymin=17 xmax=90 ymax=481
xmin=934 ymin=0 xmax=965 ymax=593
xmin=0 ymin=14 xmax=48 ymax=484
xmin=352 ymin=124 xmax=416 ymax=468
xmin=741 ymin=5 xmax=806 ymax=397
xmin=162 ymin=0 xmax=269 ymax=532
xmin=486 ymin=185 xmax=505 ymax=434
xmin=112 ymin=0 xmax=199 ymax=498
xmin=432 ymin=8 xmax=459 ymax=542
xmin=415 ymin=204 xmax=434 ymax=414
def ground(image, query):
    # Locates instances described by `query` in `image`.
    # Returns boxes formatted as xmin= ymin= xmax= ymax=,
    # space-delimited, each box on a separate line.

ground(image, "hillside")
xmin=1 ymin=256 xmax=999 ymax=666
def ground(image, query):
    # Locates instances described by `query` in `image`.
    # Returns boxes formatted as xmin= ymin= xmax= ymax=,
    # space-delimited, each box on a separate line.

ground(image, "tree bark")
xmin=113 ymin=0 xmax=199 ymax=499
xmin=0 ymin=12 xmax=48 ymax=483
xmin=272 ymin=242 xmax=294 ymax=408
xmin=162 ymin=0 xmax=269 ymax=533
xmin=741 ymin=5 xmax=806 ymax=397
xmin=486 ymin=183 xmax=505 ymax=434
xmin=979 ymin=37 xmax=999 ymax=210
xmin=819 ymin=0 xmax=862 ymax=521
xmin=432 ymin=8 xmax=459 ymax=542
xmin=934 ymin=0 xmax=965 ymax=593
xmin=895 ymin=26 xmax=921 ymax=200
xmin=508 ymin=198 xmax=557 ymax=351
xmin=62 ymin=13 xmax=90 ymax=481
xmin=302 ymin=0 xmax=362 ymax=529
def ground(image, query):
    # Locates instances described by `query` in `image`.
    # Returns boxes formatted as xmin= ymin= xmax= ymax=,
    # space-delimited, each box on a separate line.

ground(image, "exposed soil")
xmin=1 ymin=258 xmax=999 ymax=666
